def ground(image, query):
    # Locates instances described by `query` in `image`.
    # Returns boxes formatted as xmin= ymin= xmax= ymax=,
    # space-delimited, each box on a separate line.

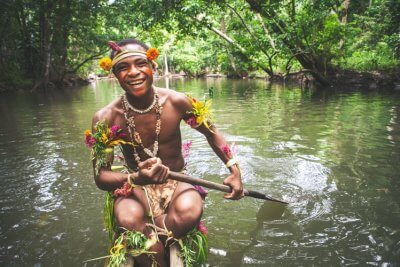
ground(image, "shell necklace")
xmin=122 ymin=90 xmax=162 ymax=166
xmin=123 ymin=92 xmax=157 ymax=114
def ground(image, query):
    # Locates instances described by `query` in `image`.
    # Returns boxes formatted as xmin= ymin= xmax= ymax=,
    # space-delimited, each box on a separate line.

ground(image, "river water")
xmin=0 ymin=78 xmax=399 ymax=266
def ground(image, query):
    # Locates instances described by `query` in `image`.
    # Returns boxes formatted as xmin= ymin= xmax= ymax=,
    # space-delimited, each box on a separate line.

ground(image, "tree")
xmin=1 ymin=0 xmax=398 ymax=91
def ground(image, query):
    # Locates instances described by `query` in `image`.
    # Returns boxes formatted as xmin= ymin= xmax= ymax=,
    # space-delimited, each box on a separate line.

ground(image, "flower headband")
xmin=99 ymin=41 xmax=160 ymax=72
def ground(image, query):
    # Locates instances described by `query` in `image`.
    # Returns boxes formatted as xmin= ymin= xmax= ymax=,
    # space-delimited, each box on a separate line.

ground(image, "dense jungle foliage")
xmin=0 ymin=0 xmax=399 ymax=90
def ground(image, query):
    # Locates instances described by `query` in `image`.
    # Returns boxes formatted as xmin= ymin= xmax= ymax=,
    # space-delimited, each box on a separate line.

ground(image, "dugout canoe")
xmin=119 ymin=243 xmax=184 ymax=267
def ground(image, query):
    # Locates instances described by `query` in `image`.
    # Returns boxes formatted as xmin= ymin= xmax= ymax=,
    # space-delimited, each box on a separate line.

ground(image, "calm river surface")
xmin=0 ymin=78 xmax=399 ymax=266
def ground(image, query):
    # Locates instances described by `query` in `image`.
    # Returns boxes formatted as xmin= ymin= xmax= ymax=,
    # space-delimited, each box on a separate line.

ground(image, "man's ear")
xmin=151 ymin=62 xmax=157 ymax=73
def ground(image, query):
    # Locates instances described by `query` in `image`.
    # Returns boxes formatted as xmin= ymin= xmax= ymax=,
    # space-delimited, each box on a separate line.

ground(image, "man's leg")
xmin=160 ymin=182 xmax=203 ymax=239
xmin=114 ymin=189 xmax=167 ymax=267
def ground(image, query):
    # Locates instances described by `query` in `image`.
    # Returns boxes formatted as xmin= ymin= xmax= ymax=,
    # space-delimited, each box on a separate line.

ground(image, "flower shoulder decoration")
xmin=185 ymin=95 xmax=214 ymax=131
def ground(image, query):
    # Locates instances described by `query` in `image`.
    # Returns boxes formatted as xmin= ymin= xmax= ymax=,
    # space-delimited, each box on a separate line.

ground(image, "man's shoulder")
xmin=157 ymin=87 xmax=192 ymax=118
xmin=157 ymin=87 xmax=188 ymax=105
xmin=93 ymin=97 xmax=122 ymax=123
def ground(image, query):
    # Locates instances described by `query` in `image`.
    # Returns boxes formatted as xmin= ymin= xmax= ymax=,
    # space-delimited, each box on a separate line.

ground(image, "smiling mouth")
xmin=127 ymin=79 xmax=145 ymax=86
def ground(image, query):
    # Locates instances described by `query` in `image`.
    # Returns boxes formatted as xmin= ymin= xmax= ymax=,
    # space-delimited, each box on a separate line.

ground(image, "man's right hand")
xmin=136 ymin=157 xmax=169 ymax=185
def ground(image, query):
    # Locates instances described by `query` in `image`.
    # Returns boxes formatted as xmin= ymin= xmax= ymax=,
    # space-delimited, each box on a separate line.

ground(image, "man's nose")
xmin=127 ymin=65 xmax=140 ymax=76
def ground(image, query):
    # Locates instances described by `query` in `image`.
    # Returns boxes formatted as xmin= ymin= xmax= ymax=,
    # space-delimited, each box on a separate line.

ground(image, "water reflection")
xmin=0 ymin=78 xmax=399 ymax=266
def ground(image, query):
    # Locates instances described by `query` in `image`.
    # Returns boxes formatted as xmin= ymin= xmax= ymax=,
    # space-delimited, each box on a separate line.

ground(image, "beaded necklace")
xmin=123 ymin=92 xmax=157 ymax=114
xmin=122 ymin=90 xmax=162 ymax=166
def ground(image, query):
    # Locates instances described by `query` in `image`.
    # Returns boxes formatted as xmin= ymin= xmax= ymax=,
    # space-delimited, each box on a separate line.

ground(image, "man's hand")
xmin=223 ymin=169 xmax=244 ymax=200
xmin=136 ymin=157 xmax=169 ymax=185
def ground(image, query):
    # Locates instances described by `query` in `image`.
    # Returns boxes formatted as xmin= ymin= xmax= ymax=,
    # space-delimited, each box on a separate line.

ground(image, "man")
xmin=92 ymin=38 xmax=243 ymax=266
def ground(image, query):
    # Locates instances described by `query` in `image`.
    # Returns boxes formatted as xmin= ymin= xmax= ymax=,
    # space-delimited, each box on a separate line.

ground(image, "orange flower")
xmin=99 ymin=57 xmax=112 ymax=71
xmin=146 ymin=48 xmax=160 ymax=61
xmin=84 ymin=129 xmax=91 ymax=137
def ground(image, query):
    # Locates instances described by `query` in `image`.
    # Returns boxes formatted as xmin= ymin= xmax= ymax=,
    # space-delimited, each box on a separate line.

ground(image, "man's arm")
xmin=91 ymin=111 xmax=130 ymax=191
xmin=91 ymin=112 xmax=169 ymax=191
xmin=195 ymin=124 xmax=243 ymax=200
xmin=174 ymin=93 xmax=244 ymax=200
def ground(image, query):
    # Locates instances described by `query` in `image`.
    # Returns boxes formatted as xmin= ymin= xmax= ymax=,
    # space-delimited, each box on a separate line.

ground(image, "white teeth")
xmin=128 ymin=79 xmax=144 ymax=86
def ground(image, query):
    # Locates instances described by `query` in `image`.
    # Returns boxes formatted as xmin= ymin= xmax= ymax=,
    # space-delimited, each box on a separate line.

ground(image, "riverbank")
xmin=0 ymin=73 xmax=90 ymax=93
xmin=1 ymin=69 xmax=399 ymax=93
xmin=327 ymin=69 xmax=400 ymax=89
xmin=227 ymin=69 xmax=400 ymax=90
xmin=163 ymin=68 xmax=400 ymax=90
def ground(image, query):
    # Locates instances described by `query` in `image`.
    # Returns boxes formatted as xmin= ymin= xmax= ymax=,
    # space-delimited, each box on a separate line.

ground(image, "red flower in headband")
xmin=146 ymin=48 xmax=160 ymax=60
xmin=107 ymin=41 xmax=122 ymax=52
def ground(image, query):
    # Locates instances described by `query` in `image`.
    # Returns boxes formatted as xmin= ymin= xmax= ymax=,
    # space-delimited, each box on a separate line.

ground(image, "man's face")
xmin=113 ymin=44 xmax=154 ymax=98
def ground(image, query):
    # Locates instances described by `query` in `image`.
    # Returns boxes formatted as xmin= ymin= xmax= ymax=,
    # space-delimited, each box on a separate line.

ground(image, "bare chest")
xmin=120 ymin=104 xmax=181 ymax=147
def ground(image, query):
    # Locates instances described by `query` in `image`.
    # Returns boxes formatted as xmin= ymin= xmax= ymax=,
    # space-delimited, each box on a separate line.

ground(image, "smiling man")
xmin=91 ymin=38 xmax=243 ymax=266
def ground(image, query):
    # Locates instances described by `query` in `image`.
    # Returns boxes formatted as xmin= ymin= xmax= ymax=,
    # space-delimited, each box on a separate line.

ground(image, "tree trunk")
xmin=52 ymin=0 xmax=72 ymax=86
xmin=220 ymin=18 xmax=237 ymax=73
xmin=227 ymin=4 xmax=274 ymax=76
xmin=193 ymin=15 xmax=274 ymax=77
xmin=246 ymin=0 xmax=332 ymax=85
xmin=164 ymin=53 xmax=169 ymax=76
xmin=37 ymin=0 xmax=53 ymax=90
xmin=162 ymin=36 xmax=175 ymax=77
xmin=290 ymin=0 xmax=296 ymax=22
xmin=16 ymin=3 xmax=35 ymax=79
xmin=339 ymin=0 xmax=350 ymax=49
xmin=255 ymin=13 xmax=276 ymax=50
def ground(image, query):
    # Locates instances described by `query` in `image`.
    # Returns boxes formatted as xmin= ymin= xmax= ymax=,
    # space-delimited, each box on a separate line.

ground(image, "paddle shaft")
xmin=168 ymin=171 xmax=288 ymax=204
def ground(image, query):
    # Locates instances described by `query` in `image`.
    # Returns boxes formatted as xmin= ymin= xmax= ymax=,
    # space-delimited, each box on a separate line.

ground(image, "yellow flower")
xmin=104 ymin=148 xmax=113 ymax=154
xmin=187 ymin=95 xmax=213 ymax=131
xmin=101 ymin=133 xmax=108 ymax=143
xmin=84 ymin=129 xmax=91 ymax=137
xmin=99 ymin=57 xmax=112 ymax=71
xmin=108 ymin=139 xmax=133 ymax=147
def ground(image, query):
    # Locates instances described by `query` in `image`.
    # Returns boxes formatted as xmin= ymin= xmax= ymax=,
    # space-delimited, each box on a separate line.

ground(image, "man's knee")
xmin=115 ymin=213 xmax=146 ymax=231
xmin=171 ymin=192 xmax=203 ymax=224
xmin=114 ymin=199 xmax=147 ymax=231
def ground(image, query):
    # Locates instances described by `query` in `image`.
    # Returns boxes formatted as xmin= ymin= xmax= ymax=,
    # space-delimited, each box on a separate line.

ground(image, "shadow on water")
xmin=216 ymin=201 xmax=287 ymax=266
xmin=255 ymin=201 xmax=286 ymax=222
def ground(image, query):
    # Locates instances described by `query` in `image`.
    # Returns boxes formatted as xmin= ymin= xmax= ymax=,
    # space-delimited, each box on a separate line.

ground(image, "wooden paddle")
xmin=168 ymin=171 xmax=288 ymax=204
